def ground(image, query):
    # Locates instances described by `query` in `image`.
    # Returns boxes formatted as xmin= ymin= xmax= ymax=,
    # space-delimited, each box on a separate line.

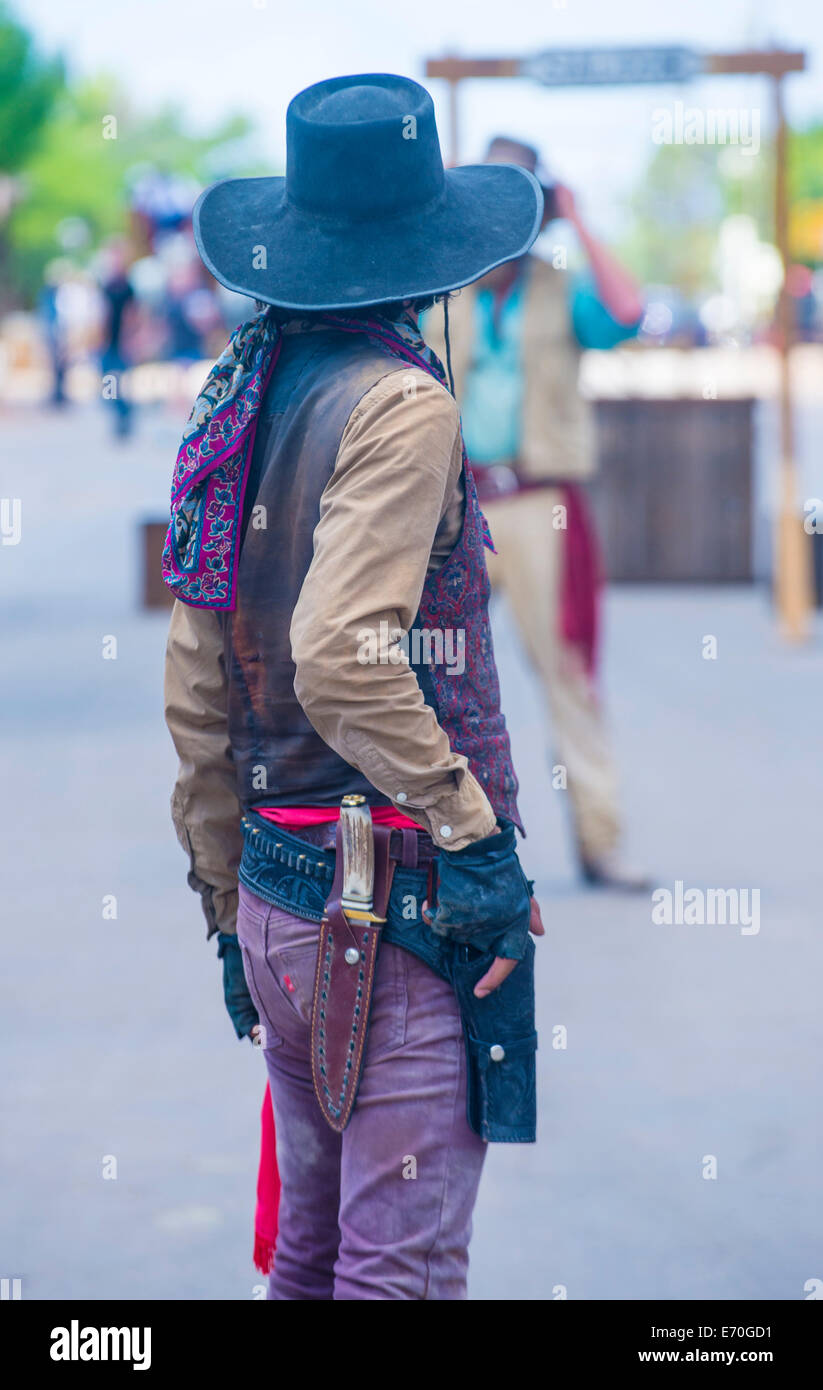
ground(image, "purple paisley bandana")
xmin=162 ymin=308 xmax=281 ymax=609
xmin=162 ymin=306 xmax=488 ymax=611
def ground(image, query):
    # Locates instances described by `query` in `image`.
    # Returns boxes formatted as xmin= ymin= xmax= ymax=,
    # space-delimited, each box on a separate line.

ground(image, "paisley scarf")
xmin=162 ymin=306 xmax=484 ymax=611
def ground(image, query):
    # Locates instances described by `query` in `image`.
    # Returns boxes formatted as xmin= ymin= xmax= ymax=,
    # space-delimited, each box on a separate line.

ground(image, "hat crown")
xmin=286 ymin=73 xmax=444 ymax=221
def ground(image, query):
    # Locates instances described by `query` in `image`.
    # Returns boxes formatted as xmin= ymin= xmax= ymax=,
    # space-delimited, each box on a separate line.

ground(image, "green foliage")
xmin=7 ymin=72 xmax=261 ymax=303
xmin=618 ymin=135 xmax=781 ymax=298
xmin=619 ymin=119 xmax=823 ymax=293
xmin=618 ymin=143 xmax=728 ymax=298
xmin=789 ymin=123 xmax=823 ymax=202
xmin=0 ymin=1 xmax=64 ymax=173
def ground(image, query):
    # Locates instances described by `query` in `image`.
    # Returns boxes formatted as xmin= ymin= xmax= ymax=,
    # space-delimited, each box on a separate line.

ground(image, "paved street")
xmin=1 ymin=403 xmax=821 ymax=1300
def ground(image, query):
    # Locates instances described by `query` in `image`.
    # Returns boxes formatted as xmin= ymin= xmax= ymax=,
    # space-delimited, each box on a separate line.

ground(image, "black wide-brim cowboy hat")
xmin=193 ymin=73 xmax=543 ymax=312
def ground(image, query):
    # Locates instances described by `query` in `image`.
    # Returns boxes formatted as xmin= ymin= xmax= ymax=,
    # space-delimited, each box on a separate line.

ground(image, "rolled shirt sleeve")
xmin=290 ymin=367 xmax=497 ymax=851
xmin=164 ymin=599 xmax=244 ymax=937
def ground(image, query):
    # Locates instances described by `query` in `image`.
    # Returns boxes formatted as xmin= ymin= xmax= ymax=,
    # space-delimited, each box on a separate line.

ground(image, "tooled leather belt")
xmin=239 ymin=809 xmax=437 ymax=924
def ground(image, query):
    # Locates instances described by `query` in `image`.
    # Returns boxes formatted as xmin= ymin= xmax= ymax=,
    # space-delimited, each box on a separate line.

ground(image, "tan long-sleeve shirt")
xmin=164 ymin=362 xmax=497 ymax=938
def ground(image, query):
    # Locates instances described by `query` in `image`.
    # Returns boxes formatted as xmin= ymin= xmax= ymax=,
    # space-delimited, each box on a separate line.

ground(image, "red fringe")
xmin=559 ymin=482 xmax=600 ymax=677
xmin=253 ymin=1081 xmax=281 ymax=1276
xmin=253 ymin=1232 xmax=276 ymax=1276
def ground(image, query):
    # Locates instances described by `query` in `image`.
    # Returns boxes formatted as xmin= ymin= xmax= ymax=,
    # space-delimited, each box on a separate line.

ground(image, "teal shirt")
xmin=570 ymin=276 xmax=642 ymax=352
xmin=460 ymin=271 xmax=640 ymax=466
xmin=460 ymin=282 xmax=525 ymax=464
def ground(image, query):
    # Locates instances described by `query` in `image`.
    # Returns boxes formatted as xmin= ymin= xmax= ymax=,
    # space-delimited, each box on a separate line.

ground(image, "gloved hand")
xmin=424 ymin=819 xmax=533 ymax=960
xmin=216 ymin=932 xmax=259 ymax=1040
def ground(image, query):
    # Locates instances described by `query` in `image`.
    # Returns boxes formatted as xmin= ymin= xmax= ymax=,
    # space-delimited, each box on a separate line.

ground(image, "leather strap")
xmin=400 ymin=827 xmax=418 ymax=869
xmin=372 ymin=824 xmax=395 ymax=921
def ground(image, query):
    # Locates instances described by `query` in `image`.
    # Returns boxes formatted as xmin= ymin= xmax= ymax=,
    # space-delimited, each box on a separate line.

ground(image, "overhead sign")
xmin=520 ymin=47 xmax=704 ymax=87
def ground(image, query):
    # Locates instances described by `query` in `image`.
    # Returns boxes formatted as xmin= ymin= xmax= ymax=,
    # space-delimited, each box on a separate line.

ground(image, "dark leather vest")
xmin=221 ymin=326 xmax=521 ymax=830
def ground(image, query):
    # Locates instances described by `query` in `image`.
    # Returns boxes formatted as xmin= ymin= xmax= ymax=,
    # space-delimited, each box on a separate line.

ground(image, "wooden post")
xmin=142 ymin=521 xmax=174 ymax=609
xmin=447 ymin=72 xmax=459 ymax=166
xmin=772 ymin=75 xmax=813 ymax=638
xmin=426 ymin=55 xmax=520 ymax=167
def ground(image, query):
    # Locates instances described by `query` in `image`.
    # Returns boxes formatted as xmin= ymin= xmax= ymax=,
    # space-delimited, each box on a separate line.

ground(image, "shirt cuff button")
xmin=439 ymin=825 xmax=453 ymax=839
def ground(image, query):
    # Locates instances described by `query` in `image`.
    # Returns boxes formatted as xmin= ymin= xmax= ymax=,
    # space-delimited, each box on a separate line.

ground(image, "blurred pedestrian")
xmin=427 ymin=136 xmax=648 ymax=890
xmin=37 ymin=259 xmax=72 ymax=406
xmin=99 ymin=240 xmax=136 ymax=439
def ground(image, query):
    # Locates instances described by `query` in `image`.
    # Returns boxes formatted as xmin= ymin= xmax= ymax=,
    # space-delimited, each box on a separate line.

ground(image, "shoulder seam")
xmin=346 ymin=365 xmax=456 ymax=427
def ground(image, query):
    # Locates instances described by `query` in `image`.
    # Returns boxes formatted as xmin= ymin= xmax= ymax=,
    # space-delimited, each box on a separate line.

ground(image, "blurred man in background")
xmin=98 ymin=239 xmax=137 ymax=438
xmin=427 ymin=136 xmax=647 ymax=890
xmin=37 ymin=259 xmax=71 ymax=407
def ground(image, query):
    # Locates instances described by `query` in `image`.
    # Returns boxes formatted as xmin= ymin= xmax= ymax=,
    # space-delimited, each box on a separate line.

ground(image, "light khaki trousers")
xmin=483 ymin=489 xmax=621 ymax=860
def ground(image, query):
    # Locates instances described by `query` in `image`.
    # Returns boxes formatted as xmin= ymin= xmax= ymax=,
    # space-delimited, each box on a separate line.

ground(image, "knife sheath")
xmin=310 ymin=813 xmax=395 ymax=1132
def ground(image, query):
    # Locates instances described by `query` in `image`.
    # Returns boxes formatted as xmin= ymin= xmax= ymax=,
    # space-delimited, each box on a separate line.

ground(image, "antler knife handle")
xmin=339 ymin=794 xmax=374 ymax=911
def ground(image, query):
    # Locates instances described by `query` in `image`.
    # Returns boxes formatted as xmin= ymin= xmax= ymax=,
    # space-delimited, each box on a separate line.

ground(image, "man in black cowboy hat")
xmin=164 ymin=73 xmax=544 ymax=1300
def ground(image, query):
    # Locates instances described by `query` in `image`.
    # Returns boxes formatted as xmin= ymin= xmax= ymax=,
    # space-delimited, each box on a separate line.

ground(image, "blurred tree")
xmin=789 ymin=123 xmax=823 ymax=203
xmin=0 ymin=2 xmax=63 ymax=172
xmin=787 ymin=123 xmax=823 ymax=267
xmin=620 ymin=119 xmax=823 ymax=300
xmin=0 ymin=3 xmax=64 ymax=309
xmin=5 ymin=68 xmax=261 ymax=305
xmin=618 ymin=143 xmax=728 ymax=301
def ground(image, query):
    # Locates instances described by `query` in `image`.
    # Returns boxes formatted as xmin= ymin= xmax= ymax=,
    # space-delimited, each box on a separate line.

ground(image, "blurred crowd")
xmin=638 ymin=223 xmax=823 ymax=349
xmin=5 ymin=169 xmax=249 ymax=434
xmin=3 ymin=160 xmax=823 ymax=439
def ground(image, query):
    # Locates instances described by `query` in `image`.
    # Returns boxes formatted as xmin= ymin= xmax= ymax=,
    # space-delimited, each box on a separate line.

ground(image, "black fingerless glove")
xmin=216 ymin=932 xmax=259 ymax=1040
xmin=427 ymin=819 xmax=532 ymax=960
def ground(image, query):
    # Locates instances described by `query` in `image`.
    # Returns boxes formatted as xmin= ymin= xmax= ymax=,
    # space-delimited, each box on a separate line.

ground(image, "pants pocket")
xmin=237 ymin=890 xmax=319 ymax=1046
xmin=238 ymin=940 xmax=283 ymax=1052
xmin=262 ymin=931 xmax=321 ymax=1028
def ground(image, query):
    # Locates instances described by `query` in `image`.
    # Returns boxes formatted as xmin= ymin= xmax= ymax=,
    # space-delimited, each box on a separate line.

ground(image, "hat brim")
xmin=193 ymin=165 xmax=543 ymax=311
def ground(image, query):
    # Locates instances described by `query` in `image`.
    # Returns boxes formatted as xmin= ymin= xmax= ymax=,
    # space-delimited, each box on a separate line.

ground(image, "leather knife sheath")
xmin=310 ymin=814 xmax=395 ymax=1132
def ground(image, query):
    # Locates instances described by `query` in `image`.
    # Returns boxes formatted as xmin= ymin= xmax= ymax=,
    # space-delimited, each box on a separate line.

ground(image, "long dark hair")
xmin=254 ymin=292 xmax=457 ymax=394
xmin=259 ymin=293 xmax=443 ymax=323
